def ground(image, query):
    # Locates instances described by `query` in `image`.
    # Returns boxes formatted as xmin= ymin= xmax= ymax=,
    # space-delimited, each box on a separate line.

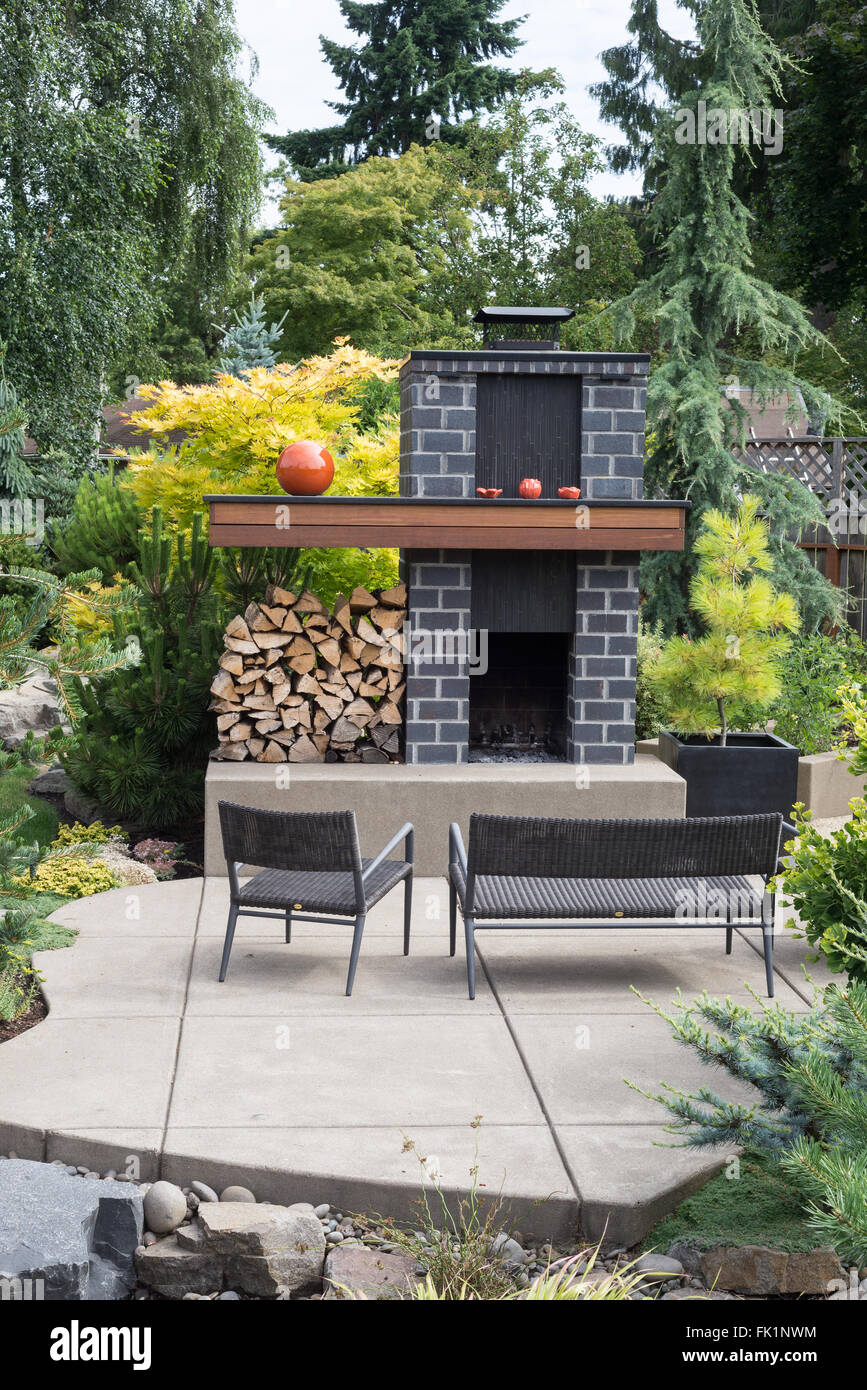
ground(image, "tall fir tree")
xmin=0 ymin=347 xmax=32 ymax=498
xmin=604 ymin=0 xmax=843 ymax=634
xmin=266 ymin=0 xmax=530 ymax=180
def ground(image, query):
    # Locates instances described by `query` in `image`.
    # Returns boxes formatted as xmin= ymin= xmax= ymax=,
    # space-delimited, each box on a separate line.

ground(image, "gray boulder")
xmin=28 ymin=764 xmax=71 ymax=797
xmin=0 ymin=1159 xmax=143 ymax=1299
xmin=0 ymin=673 xmax=64 ymax=747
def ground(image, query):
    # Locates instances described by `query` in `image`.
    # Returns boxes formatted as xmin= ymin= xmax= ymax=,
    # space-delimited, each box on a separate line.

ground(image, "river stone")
xmin=0 ymin=1158 xmax=143 ymax=1299
xmin=198 ymin=1203 xmax=325 ymax=1296
xmin=323 ymin=1245 xmax=425 ymax=1300
xmin=700 ymin=1244 xmax=845 ymax=1296
xmin=633 ymin=1253 xmax=685 ymax=1281
xmin=220 ymin=1185 xmax=256 ymax=1204
xmin=191 ymin=1181 xmax=219 ymax=1204
xmin=143 ymin=1181 xmax=187 ymax=1235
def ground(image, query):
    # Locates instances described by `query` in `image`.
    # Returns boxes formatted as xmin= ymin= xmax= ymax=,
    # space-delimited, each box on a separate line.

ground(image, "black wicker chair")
xmin=217 ymin=801 xmax=413 ymax=995
xmin=449 ymin=813 xmax=784 ymax=999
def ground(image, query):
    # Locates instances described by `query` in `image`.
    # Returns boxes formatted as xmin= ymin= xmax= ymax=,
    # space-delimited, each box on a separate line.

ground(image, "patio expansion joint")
xmin=475 ymin=948 xmax=584 ymax=1211
xmin=735 ymin=926 xmax=816 ymax=1007
xmin=158 ymin=879 xmax=205 ymax=1163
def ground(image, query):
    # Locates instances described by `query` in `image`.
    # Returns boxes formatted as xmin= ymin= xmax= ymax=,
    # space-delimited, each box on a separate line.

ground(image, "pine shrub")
xmin=62 ymin=508 xmax=221 ymax=828
xmin=636 ymin=982 xmax=867 ymax=1263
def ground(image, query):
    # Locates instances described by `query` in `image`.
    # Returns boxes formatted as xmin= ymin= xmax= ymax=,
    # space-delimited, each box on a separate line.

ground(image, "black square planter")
xmin=657 ymin=730 xmax=799 ymax=820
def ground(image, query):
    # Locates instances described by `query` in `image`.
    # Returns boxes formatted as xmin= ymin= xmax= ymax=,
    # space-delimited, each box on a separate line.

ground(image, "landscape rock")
xmin=135 ymin=1235 xmax=219 ymax=1298
xmin=0 ymin=1158 xmax=142 ymax=1299
xmin=220 ymin=1185 xmax=256 ymax=1204
xmin=191 ymin=1181 xmax=219 ymax=1204
xmin=323 ymin=1245 xmax=425 ymax=1300
xmin=143 ymin=1181 xmax=188 ymax=1235
xmin=28 ymin=763 xmax=71 ymax=797
xmin=0 ymin=673 xmax=64 ymax=747
xmin=700 ymin=1244 xmax=845 ymax=1297
xmin=197 ymin=1203 xmax=326 ymax=1296
xmin=63 ymin=785 xmax=111 ymax=826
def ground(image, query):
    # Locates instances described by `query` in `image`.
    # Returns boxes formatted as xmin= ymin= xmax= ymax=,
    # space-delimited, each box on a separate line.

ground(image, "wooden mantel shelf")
xmin=205 ymin=494 xmax=689 ymax=551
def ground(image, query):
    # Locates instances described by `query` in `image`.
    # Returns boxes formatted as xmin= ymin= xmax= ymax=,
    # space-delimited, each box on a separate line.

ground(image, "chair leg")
xmin=762 ymin=924 xmax=775 ymax=998
xmin=403 ymin=873 xmax=412 ymax=956
xmin=725 ymin=926 xmax=733 ymax=955
xmin=449 ymin=881 xmax=457 ymax=957
xmin=219 ymin=904 xmax=239 ymax=982
xmin=465 ymin=916 xmax=476 ymax=1000
xmin=285 ymin=911 xmax=292 ymax=944
xmin=346 ymin=913 xmax=367 ymax=997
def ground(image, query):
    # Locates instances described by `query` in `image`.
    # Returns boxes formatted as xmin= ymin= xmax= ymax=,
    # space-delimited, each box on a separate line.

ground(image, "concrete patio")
xmin=0 ymin=876 xmax=826 ymax=1245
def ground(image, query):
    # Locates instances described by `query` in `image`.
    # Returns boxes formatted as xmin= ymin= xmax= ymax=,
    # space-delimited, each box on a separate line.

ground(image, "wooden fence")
xmin=732 ymin=437 xmax=867 ymax=638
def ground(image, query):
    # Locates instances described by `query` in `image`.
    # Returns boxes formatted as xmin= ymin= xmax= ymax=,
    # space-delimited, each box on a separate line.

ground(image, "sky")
xmin=234 ymin=0 xmax=697 ymax=219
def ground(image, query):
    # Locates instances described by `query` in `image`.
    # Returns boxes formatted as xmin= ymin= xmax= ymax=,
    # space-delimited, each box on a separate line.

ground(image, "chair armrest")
xmin=361 ymin=822 xmax=414 ymax=881
xmin=449 ymin=822 xmax=467 ymax=874
xmin=774 ymin=820 xmax=798 ymax=876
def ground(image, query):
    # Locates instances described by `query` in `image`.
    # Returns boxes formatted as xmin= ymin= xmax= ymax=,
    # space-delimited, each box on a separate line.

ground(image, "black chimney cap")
xmin=473 ymin=305 xmax=575 ymax=325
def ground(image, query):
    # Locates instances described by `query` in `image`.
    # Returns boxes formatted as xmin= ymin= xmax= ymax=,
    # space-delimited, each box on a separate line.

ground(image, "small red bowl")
xmin=557 ymin=486 xmax=582 ymax=499
xmin=476 ymin=487 xmax=503 ymax=498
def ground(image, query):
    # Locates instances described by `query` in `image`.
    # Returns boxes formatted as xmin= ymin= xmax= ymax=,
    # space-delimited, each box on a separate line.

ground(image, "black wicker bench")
xmin=448 ymin=813 xmax=785 ymax=999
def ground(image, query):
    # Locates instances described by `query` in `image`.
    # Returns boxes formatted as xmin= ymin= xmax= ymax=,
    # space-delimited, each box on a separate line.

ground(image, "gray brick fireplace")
xmin=399 ymin=325 xmax=649 ymax=767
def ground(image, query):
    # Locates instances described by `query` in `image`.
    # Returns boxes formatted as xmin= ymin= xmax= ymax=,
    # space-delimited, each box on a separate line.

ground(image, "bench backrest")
xmin=218 ymin=801 xmax=362 ymax=873
xmin=466 ymin=813 xmax=783 ymax=880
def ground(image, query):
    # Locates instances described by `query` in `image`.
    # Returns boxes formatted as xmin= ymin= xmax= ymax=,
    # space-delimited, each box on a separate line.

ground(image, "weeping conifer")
xmin=605 ymin=0 xmax=843 ymax=633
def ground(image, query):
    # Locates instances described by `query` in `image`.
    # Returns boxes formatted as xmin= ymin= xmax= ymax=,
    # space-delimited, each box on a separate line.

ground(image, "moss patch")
xmin=642 ymin=1158 xmax=825 ymax=1255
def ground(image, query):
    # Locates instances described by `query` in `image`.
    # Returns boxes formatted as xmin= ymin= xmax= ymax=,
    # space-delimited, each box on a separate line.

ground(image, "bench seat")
xmin=448 ymin=863 xmax=763 ymax=921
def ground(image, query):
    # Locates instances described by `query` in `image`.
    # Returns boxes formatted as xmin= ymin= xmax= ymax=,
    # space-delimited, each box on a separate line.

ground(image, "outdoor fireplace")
xmin=400 ymin=306 xmax=650 ymax=766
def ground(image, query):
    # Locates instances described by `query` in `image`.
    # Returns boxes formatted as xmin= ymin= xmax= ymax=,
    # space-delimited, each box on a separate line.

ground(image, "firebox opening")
xmin=469 ymin=632 xmax=569 ymax=763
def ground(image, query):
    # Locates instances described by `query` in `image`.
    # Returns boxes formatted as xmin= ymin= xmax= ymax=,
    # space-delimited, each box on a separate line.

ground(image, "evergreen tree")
xmin=63 ymin=510 xmax=223 ymax=827
xmin=49 ymin=469 xmax=142 ymax=584
xmin=650 ymin=497 xmax=800 ymax=742
xmin=215 ymin=296 xmax=288 ymax=377
xmin=604 ymin=0 xmax=843 ymax=633
xmin=591 ymin=0 xmax=818 ymax=175
xmin=266 ymin=0 xmax=529 ymax=180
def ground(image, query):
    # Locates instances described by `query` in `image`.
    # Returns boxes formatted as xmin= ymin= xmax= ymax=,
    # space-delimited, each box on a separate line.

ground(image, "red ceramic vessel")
xmin=476 ymin=487 xmax=503 ymax=498
xmin=276 ymin=440 xmax=335 ymax=496
xmin=518 ymin=477 xmax=542 ymax=499
xmin=557 ymin=486 xmax=582 ymax=499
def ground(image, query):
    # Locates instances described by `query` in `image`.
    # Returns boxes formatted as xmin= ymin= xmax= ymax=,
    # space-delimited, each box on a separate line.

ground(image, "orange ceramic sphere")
xmin=518 ymin=477 xmax=542 ymax=498
xmin=276 ymin=440 xmax=335 ymax=495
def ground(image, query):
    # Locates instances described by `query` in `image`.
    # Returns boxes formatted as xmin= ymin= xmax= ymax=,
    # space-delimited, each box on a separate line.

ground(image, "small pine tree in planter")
xmin=651 ymin=496 xmax=801 ymax=817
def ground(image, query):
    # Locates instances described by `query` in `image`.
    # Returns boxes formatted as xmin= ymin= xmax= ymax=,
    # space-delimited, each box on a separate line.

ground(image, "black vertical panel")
xmin=471 ymin=551 xmax=576 ymax=632
xmin=475 ymin=374 xmax=581 ymax=496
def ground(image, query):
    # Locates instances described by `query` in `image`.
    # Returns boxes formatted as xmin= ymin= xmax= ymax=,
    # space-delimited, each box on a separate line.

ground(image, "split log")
xmin=212 ymin=582 xmax=406 ymax=763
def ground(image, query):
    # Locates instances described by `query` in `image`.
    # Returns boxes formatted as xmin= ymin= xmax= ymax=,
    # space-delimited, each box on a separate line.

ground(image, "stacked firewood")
xmin=209 ymin=583 xmax=406 ymax=763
